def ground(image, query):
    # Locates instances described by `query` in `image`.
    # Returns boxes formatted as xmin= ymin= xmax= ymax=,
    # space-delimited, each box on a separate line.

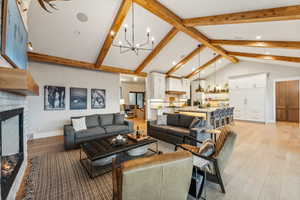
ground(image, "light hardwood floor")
xmin=17 ymin=120 xmax=300 ymax=200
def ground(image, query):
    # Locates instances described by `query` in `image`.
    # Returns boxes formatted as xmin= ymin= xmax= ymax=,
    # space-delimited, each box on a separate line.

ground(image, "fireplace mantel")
xmin=0 ymin=67 xmax=39 ymax=96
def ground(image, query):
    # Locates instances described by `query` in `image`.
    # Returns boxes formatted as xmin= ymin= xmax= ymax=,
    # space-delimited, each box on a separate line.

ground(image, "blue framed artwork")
xmin=70 ymin=88 xmax=87 ymax=110
xmin=1 ymin=0 xmax=28 ymax=70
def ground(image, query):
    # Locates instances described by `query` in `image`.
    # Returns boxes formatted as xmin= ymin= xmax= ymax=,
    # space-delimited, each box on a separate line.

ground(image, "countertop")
xmin=177 ymin=106 xmax=233 ymax=113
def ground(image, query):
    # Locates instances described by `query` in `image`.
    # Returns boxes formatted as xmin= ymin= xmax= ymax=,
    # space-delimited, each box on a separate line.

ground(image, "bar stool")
xmin=220 ymin=109 xmax=227 ymax=127
xmin=225 ymin=108 xmax=231 ymax=125
xmin=213 ymin=109 xmax=221 ymax=129
xmin=229 ymin=107 xmax=235 ymax=124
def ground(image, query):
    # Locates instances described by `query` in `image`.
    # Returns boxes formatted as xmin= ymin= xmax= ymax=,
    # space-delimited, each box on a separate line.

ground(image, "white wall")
xmin=121 ymin=82 xmax=145 ymax=104
xmin=203 ymin=61 xmax=300 ymax=122
xmin=27 ymin=62 xmax=120 ymax=139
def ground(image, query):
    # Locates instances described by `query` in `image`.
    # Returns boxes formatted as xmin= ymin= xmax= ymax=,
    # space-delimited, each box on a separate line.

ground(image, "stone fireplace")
xmin=0 ymin=108 xmax=24 ymax=200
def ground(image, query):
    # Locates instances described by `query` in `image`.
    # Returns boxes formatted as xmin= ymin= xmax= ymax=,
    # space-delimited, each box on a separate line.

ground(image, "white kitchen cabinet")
xmin=149 ymin=72 xmax=166 ymax=100
xmin=166 ymin=77 xmax=183 ymax=91
xmin=229 ymin=73 xmax=267 ymax=123
xmin=229 ymin=73 xmax=267 ymax=89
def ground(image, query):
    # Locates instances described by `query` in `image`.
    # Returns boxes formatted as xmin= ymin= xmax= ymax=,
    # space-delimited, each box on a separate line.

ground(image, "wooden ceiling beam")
xmin=185 ymin=55 xmax=222 ymax=79
xmin=135 ymin=27 xmax=178 ymax=73
xmin=211 ymin=40 xmax=300 ymax=49
xmin=133 ymin=0 xmax=238 ymax=63
xmin=95 ymin=0 xmax=132 ymax=67
xmin=166 ymin=45 xmax=206 ymax=75
xmin=227 ymin=51 xmax=300 ymax=63
xmin=183 ymin=5 xmax=300 ymax=26
xmin=167 ymin=75 xmax=183 ymax=79
xmin=28 ymin=52 xmax=147 ymax=77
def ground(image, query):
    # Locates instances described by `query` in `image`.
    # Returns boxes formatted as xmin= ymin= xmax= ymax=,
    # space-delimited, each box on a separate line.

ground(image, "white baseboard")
xmin=33 ymin=130 xmax=63 ymax=139
xmin=266 ymin=120 xmax=276 ymax=123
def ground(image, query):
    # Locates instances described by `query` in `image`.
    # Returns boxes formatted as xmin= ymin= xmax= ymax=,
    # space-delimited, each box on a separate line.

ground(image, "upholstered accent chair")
xmin=176 ymin=126 xmax=237 ymax=193
xmin=112 ymin=151 xmax=193 ymax=200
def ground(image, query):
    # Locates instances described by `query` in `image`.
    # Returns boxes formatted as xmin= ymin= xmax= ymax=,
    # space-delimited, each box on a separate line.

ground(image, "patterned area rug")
xmin=23 ymin=150 xmax=113 ymax=200
xmin=23 ymin=141 xmax=174 ymax=200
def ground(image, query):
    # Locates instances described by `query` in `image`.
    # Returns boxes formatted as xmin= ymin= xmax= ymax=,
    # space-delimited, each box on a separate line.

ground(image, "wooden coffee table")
xmin=80 ymin=134 xmax=158 ymax=178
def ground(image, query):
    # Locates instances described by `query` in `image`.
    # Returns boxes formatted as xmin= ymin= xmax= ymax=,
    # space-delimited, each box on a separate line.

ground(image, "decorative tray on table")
xmin=127 ymin=133 xmax=150 ymax=142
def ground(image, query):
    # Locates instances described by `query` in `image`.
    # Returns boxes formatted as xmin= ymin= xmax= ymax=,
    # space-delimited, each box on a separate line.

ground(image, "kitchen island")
xmin=177 ymin=106 xmax=234 ymax=128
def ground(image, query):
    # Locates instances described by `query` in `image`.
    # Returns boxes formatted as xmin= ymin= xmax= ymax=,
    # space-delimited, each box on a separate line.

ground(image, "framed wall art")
xmin=70 ymin=87 xmax=87 ymax=110
xmin=91 ymin=89 xmax=106 ymax=109
xmin=44 ymin=86 xmax=66 ymax=111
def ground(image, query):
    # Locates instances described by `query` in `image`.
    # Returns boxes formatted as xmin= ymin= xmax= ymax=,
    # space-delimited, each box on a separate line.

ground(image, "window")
xmin=128 ymin=92 xmax=144 ymax=108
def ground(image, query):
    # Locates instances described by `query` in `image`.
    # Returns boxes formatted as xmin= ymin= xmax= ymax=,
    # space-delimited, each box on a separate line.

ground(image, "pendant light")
xmin=197 ymin=44 xmax=203 ymax=93
xmin=213 ymin=53 xmax=217 ymax=93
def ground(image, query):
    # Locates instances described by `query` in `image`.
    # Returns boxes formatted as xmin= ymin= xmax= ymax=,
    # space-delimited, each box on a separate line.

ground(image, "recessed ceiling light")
xmin=76 ymin=12 xmax=88 ymax=23
xmin=265 ymin=52 xmax=270 ymax=55
xmin=256 ymin=35 xmax=262 ymax=40
xmin=172 ymin=61 xmax=176 ymax=65
xmin=133 ymin=77 xmax=138 ymax=82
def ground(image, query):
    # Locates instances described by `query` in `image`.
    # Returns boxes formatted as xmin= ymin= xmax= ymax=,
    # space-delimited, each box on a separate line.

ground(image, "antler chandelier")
xmin=111 ymin=0 xmax=155 ymax=55
xmin=38 ymin=0 xmax=70 ymax=13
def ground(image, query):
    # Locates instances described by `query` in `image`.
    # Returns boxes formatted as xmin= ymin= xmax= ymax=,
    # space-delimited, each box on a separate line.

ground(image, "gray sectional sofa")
xmin=148 ymin=113 xmax=209 ymax=145
xmin=64 ymin=113 xmax=134 ymax=150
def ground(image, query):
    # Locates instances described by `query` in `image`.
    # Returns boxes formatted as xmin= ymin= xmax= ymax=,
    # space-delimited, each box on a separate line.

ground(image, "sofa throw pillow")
xmin=198 ymin=139 xmax=215 ymax=157
xmin=72 ymin=117 xmax=87 ymax=132
xmin=157 ymin=115 xmax=167 ymax=125
xmin=189 ymin=117 xmax=201 ymax=129
xmin=114 ymin=113 xmax=125 ymax=125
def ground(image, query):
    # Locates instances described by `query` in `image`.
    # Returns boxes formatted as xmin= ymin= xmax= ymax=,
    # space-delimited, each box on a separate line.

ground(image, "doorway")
xmin=276 ymin=80 xmax=299 ymax=122
xmin=120 ymin=75 xmax=146 ymax=120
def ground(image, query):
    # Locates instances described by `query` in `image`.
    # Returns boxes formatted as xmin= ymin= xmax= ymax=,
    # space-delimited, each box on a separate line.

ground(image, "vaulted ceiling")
xmin=28 ymin=0 xmax=300 ymax=79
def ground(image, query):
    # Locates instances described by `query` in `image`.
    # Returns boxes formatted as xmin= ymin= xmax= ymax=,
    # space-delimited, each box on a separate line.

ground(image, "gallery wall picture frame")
xmin=91 ymin=89 xmax=106 ymax=109
xmin=44 ymin=86 xmax=66 ymax=111
xmin=70 ymin=87 xmax=87 ymax=110
xmin=1 ymin=0 xmax=28 ymax=70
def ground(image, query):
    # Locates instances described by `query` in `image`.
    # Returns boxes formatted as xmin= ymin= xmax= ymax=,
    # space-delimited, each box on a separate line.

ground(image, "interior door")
xmin=287 ymin=80 xmax=299 ymax=122
xmin=276 ymin=81 xmax=287 ymax=121
xmin=276 ymin=80 xmax=299 ymax=122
